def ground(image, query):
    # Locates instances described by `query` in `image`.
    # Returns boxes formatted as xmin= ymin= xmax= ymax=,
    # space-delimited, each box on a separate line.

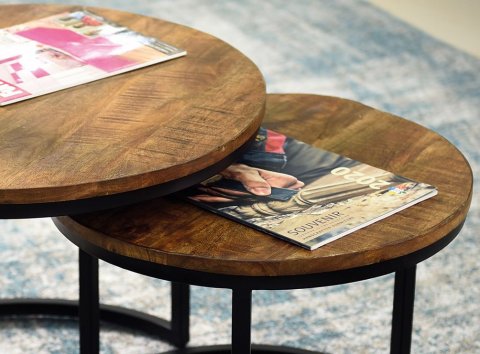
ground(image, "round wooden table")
xmin=0 ymin=4 xmax=265 ymax=218
xmin=54 ymin=94 xmax=473 ymax=353
xmin=0 ymin=3 xmax=265 ymax=349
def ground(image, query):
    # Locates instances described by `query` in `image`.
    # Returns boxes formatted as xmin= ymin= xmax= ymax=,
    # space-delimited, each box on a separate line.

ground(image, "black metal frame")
xmin=54 ymin=216 xmax=465 ymax=354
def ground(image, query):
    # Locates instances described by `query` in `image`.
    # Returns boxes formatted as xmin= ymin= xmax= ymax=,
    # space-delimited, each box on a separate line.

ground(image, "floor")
xmin=369 ymin=0 xmax=480 ymax=58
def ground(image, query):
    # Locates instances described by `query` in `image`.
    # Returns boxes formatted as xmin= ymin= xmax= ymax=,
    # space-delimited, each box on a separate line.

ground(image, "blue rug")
xmin=0 ymin=0 xmax=478 ymax=353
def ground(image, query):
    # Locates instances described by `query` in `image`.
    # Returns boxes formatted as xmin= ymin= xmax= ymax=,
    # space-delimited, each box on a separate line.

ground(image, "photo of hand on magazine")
xmin=190 ymin=163 xmax=304 ymax=203
xmin=184 ymin=127 xmax=437 ymax=250
xmin=188 ymin=127 xmax=384 ymax=209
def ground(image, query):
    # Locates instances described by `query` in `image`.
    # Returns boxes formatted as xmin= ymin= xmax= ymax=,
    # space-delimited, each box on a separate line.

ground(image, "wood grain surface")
xmin=0 ymin=4 xmax=265 ymax=204
xmin=55 ymin=94 xmax=473 ymax=276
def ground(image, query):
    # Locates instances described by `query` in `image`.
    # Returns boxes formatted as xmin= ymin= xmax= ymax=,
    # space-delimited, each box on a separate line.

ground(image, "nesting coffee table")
xmin=54 ymin=94 xmax=473 ymax=354
xmin=0 ymin=3 xmax=264 ymax=351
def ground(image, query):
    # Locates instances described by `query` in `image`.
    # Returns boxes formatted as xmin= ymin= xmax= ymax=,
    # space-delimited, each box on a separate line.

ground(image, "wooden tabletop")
xmin=0 ymin=5 xmax=265 ymax=210
xmin=54 ymin=94 xmax=473 ymax=277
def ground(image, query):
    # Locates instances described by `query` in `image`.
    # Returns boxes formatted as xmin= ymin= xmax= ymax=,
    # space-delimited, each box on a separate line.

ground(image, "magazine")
xmin=0 ymin=10 xmax=186 ymax=105
xmin=182 ymin=127 xmax=438 ymax=250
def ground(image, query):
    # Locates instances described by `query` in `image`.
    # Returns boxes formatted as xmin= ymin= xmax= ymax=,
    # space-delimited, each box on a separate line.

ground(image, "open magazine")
xmin=182 ymin=128 xmax=437 ymax=250
xmin=0 ymin=10 xmax=186 ymax=105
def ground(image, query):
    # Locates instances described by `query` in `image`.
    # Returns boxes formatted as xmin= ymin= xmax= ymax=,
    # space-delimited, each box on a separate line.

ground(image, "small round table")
xmin=54 ymin=94 xmax=473 ymax=353
xmin=0 ymin=3 xmax=265 ymax=350
xmin=0 ymin=4 xmax=265 ymax=217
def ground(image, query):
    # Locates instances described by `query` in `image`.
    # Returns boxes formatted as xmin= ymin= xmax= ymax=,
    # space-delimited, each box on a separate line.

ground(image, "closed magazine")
xmin=183 ymin=127 xmax=437 ymax=250
xmin=0 ymin=10 xmax=185 ymax=105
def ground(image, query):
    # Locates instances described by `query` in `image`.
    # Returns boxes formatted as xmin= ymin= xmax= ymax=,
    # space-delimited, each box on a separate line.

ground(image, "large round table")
xmin=55 ymin=94 xmax=473 ymax=353
xmin=0 ymin=3 xmax=265 ymax=349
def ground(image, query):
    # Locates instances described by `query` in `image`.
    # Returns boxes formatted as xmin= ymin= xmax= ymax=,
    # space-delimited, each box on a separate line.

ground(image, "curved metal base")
xmin=0 ymin=298 xmax=172 ymax=338
xmin=0 ymin=251 xmax=190 ymax=354
xmin=162 ymin=344 xmax=324 ymax=354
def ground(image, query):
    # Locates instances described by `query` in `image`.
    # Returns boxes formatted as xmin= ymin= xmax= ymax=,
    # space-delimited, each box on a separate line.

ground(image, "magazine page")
xmin=183 ymin=127 xmax=437 ymax=250
xmin=0 ymin=10 xmax=185 ymax=105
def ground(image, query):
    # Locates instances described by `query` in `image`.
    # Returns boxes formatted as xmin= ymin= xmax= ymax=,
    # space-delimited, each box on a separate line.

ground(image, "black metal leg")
xmin=78 ymin=250 xmax=190 ymax=352
xmin=171 ymin=282 xmax=190 ymax=347
xmin=231 ymin=288 xmax=252 ymax=354
xmin=79 ymin=249 xmax=100 ymax=354
xmin=161 ymin=286 xmax=323 ymax=354
xmin=390 ymin=265 xmax=417 ymax=354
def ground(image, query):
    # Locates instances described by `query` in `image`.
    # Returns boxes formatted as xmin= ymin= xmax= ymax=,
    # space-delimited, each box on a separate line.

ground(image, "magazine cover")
xmin=183 ymin=128 xmax=438 ymax=250
xmin=0 ymin=10 xmax=186 ymax=105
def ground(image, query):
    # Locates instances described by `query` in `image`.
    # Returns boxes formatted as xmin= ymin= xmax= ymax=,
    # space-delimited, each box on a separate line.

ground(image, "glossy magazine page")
xmin=183 ymin=128 xmax=438 ymax=250
xmin=0 ymin=10 xmax=185 ymax=105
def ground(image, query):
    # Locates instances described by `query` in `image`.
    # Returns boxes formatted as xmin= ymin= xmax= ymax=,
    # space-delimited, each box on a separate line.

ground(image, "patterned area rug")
xmin=0 ymin=1 xmax=478 ymax=353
